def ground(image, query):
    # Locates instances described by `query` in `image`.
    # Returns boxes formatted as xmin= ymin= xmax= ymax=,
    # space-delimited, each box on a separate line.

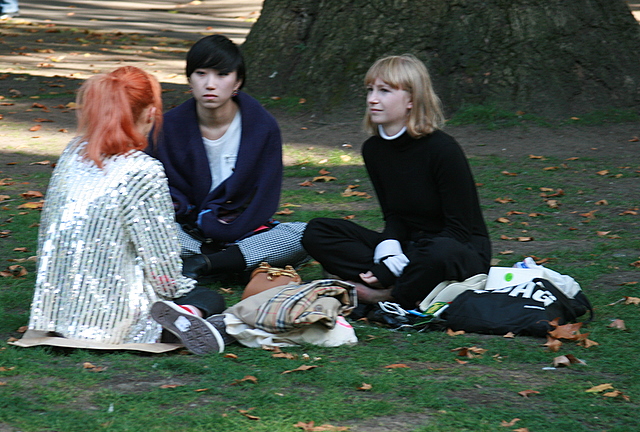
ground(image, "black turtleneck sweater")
xmin=362 ymin=129 xmax=489 ymax=251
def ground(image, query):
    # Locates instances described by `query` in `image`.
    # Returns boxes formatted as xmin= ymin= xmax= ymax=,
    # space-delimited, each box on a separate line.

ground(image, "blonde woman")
xmin=302 ymin=55 xmax=491 ymax=309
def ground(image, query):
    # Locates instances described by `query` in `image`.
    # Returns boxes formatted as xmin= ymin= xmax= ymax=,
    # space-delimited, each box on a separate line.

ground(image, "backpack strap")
xmin=533 ymin=278 xmax=594 ymax=324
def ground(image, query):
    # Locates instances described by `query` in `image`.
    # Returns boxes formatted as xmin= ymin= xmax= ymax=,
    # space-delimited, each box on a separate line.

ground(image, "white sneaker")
xmin=151 ymin=301 xmax=224 ymax=355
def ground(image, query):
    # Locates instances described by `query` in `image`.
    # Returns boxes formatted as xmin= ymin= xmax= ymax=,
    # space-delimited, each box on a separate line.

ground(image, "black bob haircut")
xmin=186 ymin=35 xmax=246 ymax=89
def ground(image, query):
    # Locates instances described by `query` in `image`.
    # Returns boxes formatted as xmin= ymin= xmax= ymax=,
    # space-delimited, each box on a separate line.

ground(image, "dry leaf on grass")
xmin=238 ymin=409 xmax=260 ymax=421
xmin=281 ymin=365 xmax=320 ymax=374
xmin=608 ymin=319 xmax=626 ymax=330
xmin=585 ymin=383 xmax=614 ymax=393
xmin=542 ymin=335 xmax=562 ymax=352
xmin=294 ymin=421 xmax=350 ymax=431
xmin=548 ymin=321 xmax=583 ymax=340
xmin=552 ymin=354 xmax=586 ymax=367
xmin=313 ymin=175 xmax=337 ymax=182
xmin=500 ymin=418 xmax=520 ymax=427
xmin=602 ymin=390 xmax=631 ymax=402
xmin=518 ymin=390 xmax=540 ymax=398
xmin=231 ymin=375 xmax=258 ymax=385
xmin=384 ymin=363 xmax=410 ymax=369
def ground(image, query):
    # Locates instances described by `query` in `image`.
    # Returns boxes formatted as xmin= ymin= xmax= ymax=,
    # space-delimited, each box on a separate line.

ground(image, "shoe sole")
xmin=151 ymin=301 xmax=224 ymax=355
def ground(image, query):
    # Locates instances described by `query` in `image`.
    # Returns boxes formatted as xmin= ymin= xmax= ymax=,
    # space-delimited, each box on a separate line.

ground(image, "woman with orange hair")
xmin=20 ymin=66 xmax=227 ymax=355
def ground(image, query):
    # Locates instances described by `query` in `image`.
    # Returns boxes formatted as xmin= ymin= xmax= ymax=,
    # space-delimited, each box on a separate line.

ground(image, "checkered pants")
xmin=177 ymin=222 xmax=309 ymax=270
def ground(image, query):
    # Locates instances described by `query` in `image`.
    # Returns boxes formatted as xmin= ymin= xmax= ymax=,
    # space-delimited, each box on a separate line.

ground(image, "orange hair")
xmin=76 ymin=66 xmax=163 ymax=168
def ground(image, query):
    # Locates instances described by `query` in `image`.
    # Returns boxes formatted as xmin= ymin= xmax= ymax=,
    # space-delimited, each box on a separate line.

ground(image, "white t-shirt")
xmin=203 ymin=111 xmax=242 ymax=192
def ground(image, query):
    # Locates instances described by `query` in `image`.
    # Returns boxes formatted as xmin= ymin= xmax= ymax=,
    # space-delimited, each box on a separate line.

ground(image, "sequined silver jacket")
xmin=29 ymin=138 xmax=196 ymax=344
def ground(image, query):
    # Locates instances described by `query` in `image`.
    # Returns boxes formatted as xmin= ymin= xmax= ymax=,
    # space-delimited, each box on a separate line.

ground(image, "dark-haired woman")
xmin=147 ymin=35 xmax=307 ymax=281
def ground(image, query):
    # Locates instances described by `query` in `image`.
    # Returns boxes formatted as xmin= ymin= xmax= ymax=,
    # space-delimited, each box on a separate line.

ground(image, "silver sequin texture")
xmin=29 ymin=138 xmax=196 ymax=344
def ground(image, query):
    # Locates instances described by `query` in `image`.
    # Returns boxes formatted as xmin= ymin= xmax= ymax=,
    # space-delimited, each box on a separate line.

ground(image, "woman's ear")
xmin=148 ymin=106 xmax=157 ymax=123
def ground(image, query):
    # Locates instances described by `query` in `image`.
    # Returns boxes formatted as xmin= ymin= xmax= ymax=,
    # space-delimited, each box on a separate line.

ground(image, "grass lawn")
xmin=1 ymin=121 xmax=639 ymax=431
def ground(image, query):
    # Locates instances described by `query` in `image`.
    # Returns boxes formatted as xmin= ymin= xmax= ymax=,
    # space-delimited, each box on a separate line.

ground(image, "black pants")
xmin=302 ymin=218 xmax=491 ymax=309
xmin=174 ymin=285 xmax=226 ymax=317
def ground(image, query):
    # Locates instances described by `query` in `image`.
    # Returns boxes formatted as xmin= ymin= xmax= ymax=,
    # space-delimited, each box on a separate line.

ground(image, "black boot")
xmin=182 ymin=254 xmax=212 ymax=280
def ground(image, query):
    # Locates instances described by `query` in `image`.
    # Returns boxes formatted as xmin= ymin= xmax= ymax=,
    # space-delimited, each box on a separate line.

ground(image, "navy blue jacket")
xmin=147 ymin=92 xmax=283 ymax=242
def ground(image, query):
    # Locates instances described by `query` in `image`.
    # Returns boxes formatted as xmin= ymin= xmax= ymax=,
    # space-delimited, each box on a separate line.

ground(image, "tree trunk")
xmin=242 ymin=0 xmax=640 ymax=116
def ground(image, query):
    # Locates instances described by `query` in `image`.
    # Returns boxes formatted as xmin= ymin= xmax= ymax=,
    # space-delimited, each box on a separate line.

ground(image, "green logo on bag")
xmin=505 ymin=273 xmax=514 ymax=282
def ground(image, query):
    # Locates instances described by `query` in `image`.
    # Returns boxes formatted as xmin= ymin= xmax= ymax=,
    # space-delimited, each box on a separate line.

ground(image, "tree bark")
xmin=242 ymin=0 xmax=640 ymax=116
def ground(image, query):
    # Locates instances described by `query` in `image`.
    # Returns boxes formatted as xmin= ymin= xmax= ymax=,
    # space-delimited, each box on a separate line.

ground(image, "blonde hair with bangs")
xmin=363 ymin=54 xmax=444 ymax=138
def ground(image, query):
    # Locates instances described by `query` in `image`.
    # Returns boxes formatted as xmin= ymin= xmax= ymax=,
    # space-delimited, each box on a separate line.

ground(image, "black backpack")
xmin=441 ymin=278 xmax=594 ymax=337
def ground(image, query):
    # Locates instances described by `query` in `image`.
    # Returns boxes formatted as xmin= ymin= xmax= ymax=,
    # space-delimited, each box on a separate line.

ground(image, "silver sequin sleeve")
xmin=29 ymin=138 xmax=197 ymax=344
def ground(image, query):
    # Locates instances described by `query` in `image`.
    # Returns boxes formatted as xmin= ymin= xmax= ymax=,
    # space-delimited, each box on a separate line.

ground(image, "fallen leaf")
xmin=299 ymin=180 xmax=314 ymax=187
xmin=596 ymin=170 xmax=609 ymax=176
xmin=273 ymin=352 xmax=297 ymax=360
xmin=503 ymin=332 xmax=515 ymax=338
xmin=501 ymin=171 xmax=517 ymax=176
xmin=312 ymin=175 xmax=337 ymax=182
xmin=553 ymin=354 xmax=585 ymax=367
xmin=495 ymin=197 xmax=514 ymax=204
xmin=543 ymin=336 xmax=562 ymax=352
xmin=29 ymin=160 xmax=50 ymax=165
xmin=238 ymin=409 xmax=260 ymax=420
xmin=623 ymin=296 xmax=640 ymax=304
xmin=518 ymin=390 xmax=540 ymax=398
xmin=608 ymin=319 xmax=626 ymax=330
xmin=17 ymin=201 xmax=44 ymax=209
xmin=294 ymin=421 xmax=349 ymax=431
xmin=529 ymin=155 xmax=544 ymax=159
xmin=159 ymin=384 xmax=183 ymax=389
xmin=275 ymin=208 xmax=294 ymax=215
xmin=20 ymin=191 xmax=43 ymax=199
xmin=231 ymin=375 xmax=258 ymax=385
xmin=357 ymin=383 xmax=372 ymax=391
xmin=496 ymin=217 xmax=510 ymax=223
xmin=602 ymin=390 xmax=631 ymax=402
xmin=585 ymin=383 xmax=614 ymax=393
xmin=595 ymin=199 xmax=608 ymax=206
xmin=29 ymin=124 xmax=42 ymax=132
xmin=224 ymin=353 xmax=238 ymax=359
xmin=0 ymin=265 xmax=27 ymax=278
xmin=318 ymin=168 xmax=331 ymax=175
xmin=500 ymin=418 xmax=521 ymax=427
xmin=543 ymin=166 xmax=559 ymax=171
xmin=548 ymin=322 xmax=583 ymax=340
xmin=384 ymin=363 xmax=410 ymax=369
xmin=446 ymin=328 xmax=465 ymax=336
xmin=281 ymin=365 xmax=320 ymax=374
xmin=619 ymin=210 xmax=638 ymax=216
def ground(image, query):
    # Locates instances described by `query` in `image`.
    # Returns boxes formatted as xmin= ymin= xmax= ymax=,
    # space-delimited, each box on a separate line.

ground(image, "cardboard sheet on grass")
xmin=10 ymin=330 xmax=182 ymax=353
